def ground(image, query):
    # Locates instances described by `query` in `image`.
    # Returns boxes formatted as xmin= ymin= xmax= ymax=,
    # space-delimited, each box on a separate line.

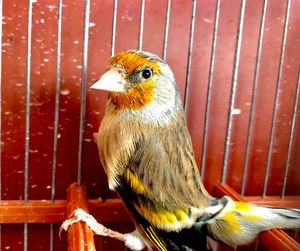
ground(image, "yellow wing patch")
xmin=124 ymin=169 xmax=191 ymax=229
xmin=235 ymin=202 xmax=251 ymax=211
xmin=124 ymin=169 xmax=146 ymax=194
xmin=235 ymin=202 xmax=262 ymax=221
xmin=135 ymin=201 xmax=190 ymax=231
xmin=222 ymin=212 xmax=241 ymax=233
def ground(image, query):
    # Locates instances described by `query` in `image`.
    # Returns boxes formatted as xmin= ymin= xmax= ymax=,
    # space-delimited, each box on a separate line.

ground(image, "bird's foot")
xmin=60 ymin=208 xmax=147 ymax=251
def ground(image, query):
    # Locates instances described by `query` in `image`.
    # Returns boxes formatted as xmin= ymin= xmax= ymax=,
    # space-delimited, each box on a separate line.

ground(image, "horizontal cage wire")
xmin=0 ymin=0 xmax=299 ymax=250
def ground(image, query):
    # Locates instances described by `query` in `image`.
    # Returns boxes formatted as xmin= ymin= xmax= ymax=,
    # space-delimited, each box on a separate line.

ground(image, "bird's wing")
xmin=120 ymin=112 xmax=212 ymax=232
xmin=127 ymin=112 xmax=211 ymax=208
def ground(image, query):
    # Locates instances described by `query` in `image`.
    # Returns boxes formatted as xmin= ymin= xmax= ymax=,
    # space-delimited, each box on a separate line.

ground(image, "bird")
xmin=91 ymin=50 xmax=300 ymax=251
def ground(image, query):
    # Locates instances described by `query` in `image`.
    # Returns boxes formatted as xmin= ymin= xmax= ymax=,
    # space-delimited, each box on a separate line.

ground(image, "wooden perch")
xmin=66 ymin=183 xmax=96 ymax=251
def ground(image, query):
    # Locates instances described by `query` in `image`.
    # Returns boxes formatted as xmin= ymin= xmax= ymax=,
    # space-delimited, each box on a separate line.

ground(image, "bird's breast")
xmin=97 ymin=113 xmax=141 ymax=189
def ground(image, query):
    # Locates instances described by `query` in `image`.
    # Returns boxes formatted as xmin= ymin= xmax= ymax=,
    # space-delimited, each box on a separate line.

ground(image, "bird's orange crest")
xmin=109 ymin=51 xmax=161 ymax=74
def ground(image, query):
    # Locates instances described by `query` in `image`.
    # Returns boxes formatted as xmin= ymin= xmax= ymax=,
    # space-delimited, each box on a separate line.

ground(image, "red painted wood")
xmin=1 ymin=224 xmax=24 ymax=250
xmin=243 ymin=0 xmax=289 ymax=196
xmin=268 ymin=0 xmax=300 ymax=196
xmin=2 ymin=0 xmax=28 ymax=200
xmin=66 ymin=183 xmax=95 ymax=251
xmin=82 ymin=0 xmax=116 ymax=200
xmin=142 ymin=0 xmax=168 ymax=56
xmin=54 ymin=0 xmax=85 ymax=199
xmin=224 ymin=0 xmax=264 ymax=192
xmin=243 ymin=196 xmax=300 ymax=208
xmin=186 ymin=0 xmax=216 ymax=172
xmin=0 ymin=195 xmax=298 ymax=224
xmin=201 ymin=0 xmax=241 ymax=191
xmin=165 ymin=0 xmax=193 ymax=99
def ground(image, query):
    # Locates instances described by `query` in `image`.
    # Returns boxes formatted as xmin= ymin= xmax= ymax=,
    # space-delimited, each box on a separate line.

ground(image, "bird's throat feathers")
xmin=111 ymin=79 xmax=155 ymax=110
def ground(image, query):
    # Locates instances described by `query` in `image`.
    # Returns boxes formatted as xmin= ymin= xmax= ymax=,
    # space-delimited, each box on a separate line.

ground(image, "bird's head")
xmin=91 ymin=51 xmax=180 ymax=120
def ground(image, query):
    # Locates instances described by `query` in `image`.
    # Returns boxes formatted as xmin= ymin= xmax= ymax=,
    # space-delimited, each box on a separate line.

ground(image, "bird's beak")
xmin=90 ymin=68 xmax=127 ymax=92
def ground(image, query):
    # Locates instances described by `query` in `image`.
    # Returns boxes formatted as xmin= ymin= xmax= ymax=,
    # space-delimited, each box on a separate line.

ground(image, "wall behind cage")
xmin=1 ymin=0 xmax=300 ymax=217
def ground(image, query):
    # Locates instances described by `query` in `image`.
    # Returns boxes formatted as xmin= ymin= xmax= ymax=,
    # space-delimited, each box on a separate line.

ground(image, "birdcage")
xmin=0 ymin=0 xmax=299 ymax=250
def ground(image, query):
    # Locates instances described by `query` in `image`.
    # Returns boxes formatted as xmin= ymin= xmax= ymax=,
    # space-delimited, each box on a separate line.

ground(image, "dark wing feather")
xmin=127 ymin=109 xmax=211 ymax=209
xmin=112 ymin=109 xmax=212 ymax=249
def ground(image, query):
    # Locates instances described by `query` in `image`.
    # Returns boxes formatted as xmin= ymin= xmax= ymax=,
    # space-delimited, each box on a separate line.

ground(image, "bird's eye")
xmin=140 ymin=68 xmax=153 ymax=79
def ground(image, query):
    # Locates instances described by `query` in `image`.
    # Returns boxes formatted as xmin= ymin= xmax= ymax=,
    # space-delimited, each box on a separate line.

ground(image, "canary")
xmin=91 ymin=50 xmax=300 ymax=251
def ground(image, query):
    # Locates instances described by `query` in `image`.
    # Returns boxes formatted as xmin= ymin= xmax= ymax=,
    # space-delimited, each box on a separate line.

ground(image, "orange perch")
xmin=66 ymin=183 xmax=96 ymax=251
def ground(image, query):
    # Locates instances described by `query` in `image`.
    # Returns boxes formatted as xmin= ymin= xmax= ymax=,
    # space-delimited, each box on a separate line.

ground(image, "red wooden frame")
xmin=0 ymin=182 xmax=298 ymax=250
xmin=66 ymin=183 xmax=96 ymax=251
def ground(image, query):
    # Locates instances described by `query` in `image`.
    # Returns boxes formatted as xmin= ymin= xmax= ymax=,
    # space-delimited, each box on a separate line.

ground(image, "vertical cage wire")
xmin=241 ymin=0 xmax=268 ymax=195
xmin=200 ymin=0 xmax=221 ymax=177
xmin=0 ymin=0 xmax=2 ymax=248
xmin=51 ymin=0 xmax=63 ymax=205
xmin=0 ymin=0 xmax=2 ymax=201
xmin=138 ymin=0 xmax=145 ymax=51
xmin=77 ymin=0 xmax=91 ymax=185
xmin=162 ymin=0 xmax=171 ymax=61
xmin=24 ymin=0 xmax=33 ymax=204
xmin=24 ymin=0 xmax=33 ymax=250
xmin=183 ymin=0 xmax=197 ymax=111
xmin=263 ymin=0 xmax=291 ymax=198
xmin=281 ymin=68 xmax=300 ymax=197
xmin=221 ymin=0 xmax=246 ymax=183
xmin=111 ymin=0 xmax=118 ymax=56
xmin=49 ymin=0 xmax=63 ymax=250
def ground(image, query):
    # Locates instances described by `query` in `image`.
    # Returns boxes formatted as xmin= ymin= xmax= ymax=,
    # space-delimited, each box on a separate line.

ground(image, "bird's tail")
xmin=204 ymin=196 xmax=300 ymax=247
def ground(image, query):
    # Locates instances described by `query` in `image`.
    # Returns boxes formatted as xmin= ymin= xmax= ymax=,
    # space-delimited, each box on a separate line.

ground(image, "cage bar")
xmin=200 ymin=0 xmax=221 ymax=177
xmin=24 ymin=0 xmax=34 ymax=250
xmin=111 ymin=0 xmax=118 ymax=56
xmin=51 ymin=0 xmax=63 ymax=204
xmin=183 ymin=0 xmax=196 ymax=111
xmin=77 ymin=0 xmax=91 ymax=185
xmin=24 ymin=0 xmax=33 ymax=205
xmin=281 ymin=68 xmax=300 ymax=197
xmin=0 ymin=199 xmax=129 ymax=224
xmin=0 ymin=0 xmax=2 ymax=248
xmin=241 ymin=0 xmax=268 ymax=195
xmin=263 ymin=0 xmax=291 ymax=197
xmin=50 ymin=0 xmax=63 ymax=249
xmin=0 ymin=0 xmax=2 ymax=202
xmin=221 ymin=0 xmax=246 ymax=183
xmin=162 ymin=0 xmax=171 ymax=60
xmin=138 ymin=0 xmax=145 ymax=51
